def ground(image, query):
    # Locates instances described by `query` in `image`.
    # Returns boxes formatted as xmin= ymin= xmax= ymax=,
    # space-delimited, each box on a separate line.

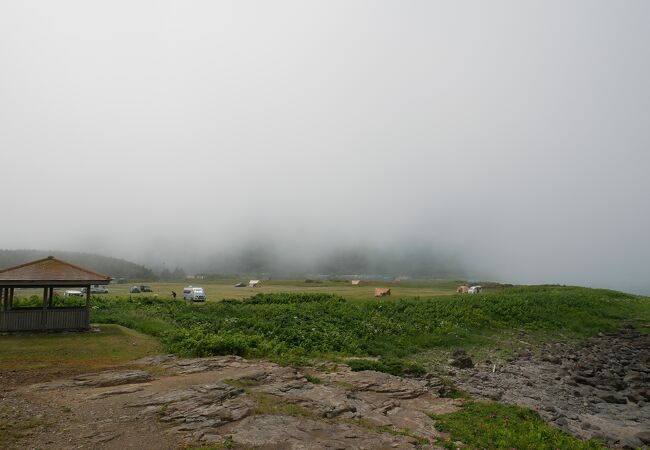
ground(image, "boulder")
xmin=636 ymin=431 xmax=650 ymax=445
xmin=450 ymin=350 xmax=474 ymax=369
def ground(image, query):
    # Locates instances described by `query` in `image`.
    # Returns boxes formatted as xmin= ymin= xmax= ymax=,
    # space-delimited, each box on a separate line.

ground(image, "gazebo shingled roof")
xmin=0 ymin=256 xmax=111 ymax=286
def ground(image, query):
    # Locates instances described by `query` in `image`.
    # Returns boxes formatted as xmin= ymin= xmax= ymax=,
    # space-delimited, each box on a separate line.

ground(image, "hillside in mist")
xmin=0 ymin=249 xmax=157 ymax=281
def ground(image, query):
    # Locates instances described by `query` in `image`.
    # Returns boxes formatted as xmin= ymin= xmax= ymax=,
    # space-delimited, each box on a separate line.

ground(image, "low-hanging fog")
xmin=1 ymin=1 xmax=649 ymax=293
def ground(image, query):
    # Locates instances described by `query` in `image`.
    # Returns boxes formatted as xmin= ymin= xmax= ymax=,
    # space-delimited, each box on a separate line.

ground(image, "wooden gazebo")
xmin=0 ymin=256 xmax=111 ymax=332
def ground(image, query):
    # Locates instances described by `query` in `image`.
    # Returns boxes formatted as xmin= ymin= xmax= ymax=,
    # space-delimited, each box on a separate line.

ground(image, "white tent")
xmin=249 ymin=280 xmax=260 ymax=287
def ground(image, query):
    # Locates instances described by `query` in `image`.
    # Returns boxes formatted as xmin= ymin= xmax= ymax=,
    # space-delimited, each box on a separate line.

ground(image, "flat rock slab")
xmin=136 ymin=354 xmax=250 ymax=375
xmin=31 ymin=370 xmax=153 ymax=391
xmin=222 ymin=414 xmax=418 ymax=449
xmin=325 ymin=369 xmax=429 ymax=399
xmin=89 ymin=384 xmax=149 ymax=400
xmin=73 ymin=370 xmax=153 ymax=387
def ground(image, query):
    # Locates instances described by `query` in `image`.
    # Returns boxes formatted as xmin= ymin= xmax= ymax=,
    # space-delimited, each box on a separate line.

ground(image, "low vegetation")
xmin=0 ymin=413 xmax=43 ymax=447
xmin=347 ymin=358 xmax=426 ymax=376
xmin=430 ymin=401 xmax=606 ymax=449
xmin=91 ymin=286 xmax=650 ymax=373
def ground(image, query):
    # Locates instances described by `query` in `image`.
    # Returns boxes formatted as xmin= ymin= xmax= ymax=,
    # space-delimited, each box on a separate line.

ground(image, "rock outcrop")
xmin=451 ymin=326 xmax=650 ymax=448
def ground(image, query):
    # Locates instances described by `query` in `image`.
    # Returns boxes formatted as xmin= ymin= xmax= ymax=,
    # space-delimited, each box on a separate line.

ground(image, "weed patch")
xmin=304 ymin=374 xmax=323 ymax=384
xmin=429 ymin=401 xmax=606 ymax=449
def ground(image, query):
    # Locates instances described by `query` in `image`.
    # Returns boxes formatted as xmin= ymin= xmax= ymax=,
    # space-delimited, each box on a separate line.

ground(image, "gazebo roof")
xmin=0 ymin=256 xmax=111 ymax=287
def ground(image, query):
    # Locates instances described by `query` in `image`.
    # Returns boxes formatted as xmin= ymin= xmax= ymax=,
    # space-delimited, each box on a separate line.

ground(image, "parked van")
xmin=183 ymin=286 xmax=206 ymax=302
xmin=82 ymin=285 xmax=109 ymax=294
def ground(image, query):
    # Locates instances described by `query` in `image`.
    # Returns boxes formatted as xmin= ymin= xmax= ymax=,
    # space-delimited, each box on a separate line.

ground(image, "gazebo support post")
xmin=9 ymin=288 xmax=14 ymax=309
xmin=48 ymin=287 xmax=54 ymax=307
xmin=43 ymin=287 xmax=48 ymax=310
xmin=1 ymin=288 xmax=5 ymax=311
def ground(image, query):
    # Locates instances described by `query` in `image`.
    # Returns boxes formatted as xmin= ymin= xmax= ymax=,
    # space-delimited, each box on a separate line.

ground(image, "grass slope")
xmin=0 ymin=324 xmax=162 ymax=384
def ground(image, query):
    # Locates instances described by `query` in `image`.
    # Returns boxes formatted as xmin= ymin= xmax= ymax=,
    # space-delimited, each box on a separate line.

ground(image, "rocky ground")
xmin=2 ymin=326 xmax=648 ymax=449
xmin=2 ymin=355 xmax=460 ymax=449
xmin=450 ymin=325 xmax=650 ymax=448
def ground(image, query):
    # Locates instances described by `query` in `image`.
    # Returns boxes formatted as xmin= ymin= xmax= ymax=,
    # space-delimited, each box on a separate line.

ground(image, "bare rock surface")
xmin=450 ymin=326 xmax=650 ymax=449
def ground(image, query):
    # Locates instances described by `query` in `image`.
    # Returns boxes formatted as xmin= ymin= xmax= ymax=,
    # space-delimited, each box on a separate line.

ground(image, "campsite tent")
xmin=374 ymin=288 xmax=391 ymax=297
xmin=248 ymin=280 xmax=260 ymax=287
xmin=351 ymin=280 xmax=361 ymax=286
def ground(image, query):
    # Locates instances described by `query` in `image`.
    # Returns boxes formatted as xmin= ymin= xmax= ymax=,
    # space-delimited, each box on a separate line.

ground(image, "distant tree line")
xmin=158 ymin=266 xmax=187 ymax=281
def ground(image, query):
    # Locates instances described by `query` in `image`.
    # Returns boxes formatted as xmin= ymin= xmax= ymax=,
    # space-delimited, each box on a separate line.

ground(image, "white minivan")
xmin=183 ymin=286 xmax=206 ymax=302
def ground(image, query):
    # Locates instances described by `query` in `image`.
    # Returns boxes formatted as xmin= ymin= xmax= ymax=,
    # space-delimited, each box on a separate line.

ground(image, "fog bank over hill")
xmin=143 ymin=242 xmax=468 ymax=280
xmin=1 ymin=2 xmax=649 ymax=294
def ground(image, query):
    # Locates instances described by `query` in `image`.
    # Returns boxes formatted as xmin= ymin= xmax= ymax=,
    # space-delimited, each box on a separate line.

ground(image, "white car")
xmin=468 ymin=285 xmax=482 ymax=294
xmin=63 ymin=290 xmax=84 ymax=298
xmin=183 ymin=286 xmax=206 ymax=302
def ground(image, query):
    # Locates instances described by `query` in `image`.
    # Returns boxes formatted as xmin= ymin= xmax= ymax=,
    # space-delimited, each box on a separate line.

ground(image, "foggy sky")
xmin=1 ymin=1 xmax=649 ymax=293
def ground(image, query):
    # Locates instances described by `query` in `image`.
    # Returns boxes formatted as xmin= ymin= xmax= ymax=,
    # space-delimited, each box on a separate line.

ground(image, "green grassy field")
xmin=13 ymin=278 xmax=460 ymax=303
